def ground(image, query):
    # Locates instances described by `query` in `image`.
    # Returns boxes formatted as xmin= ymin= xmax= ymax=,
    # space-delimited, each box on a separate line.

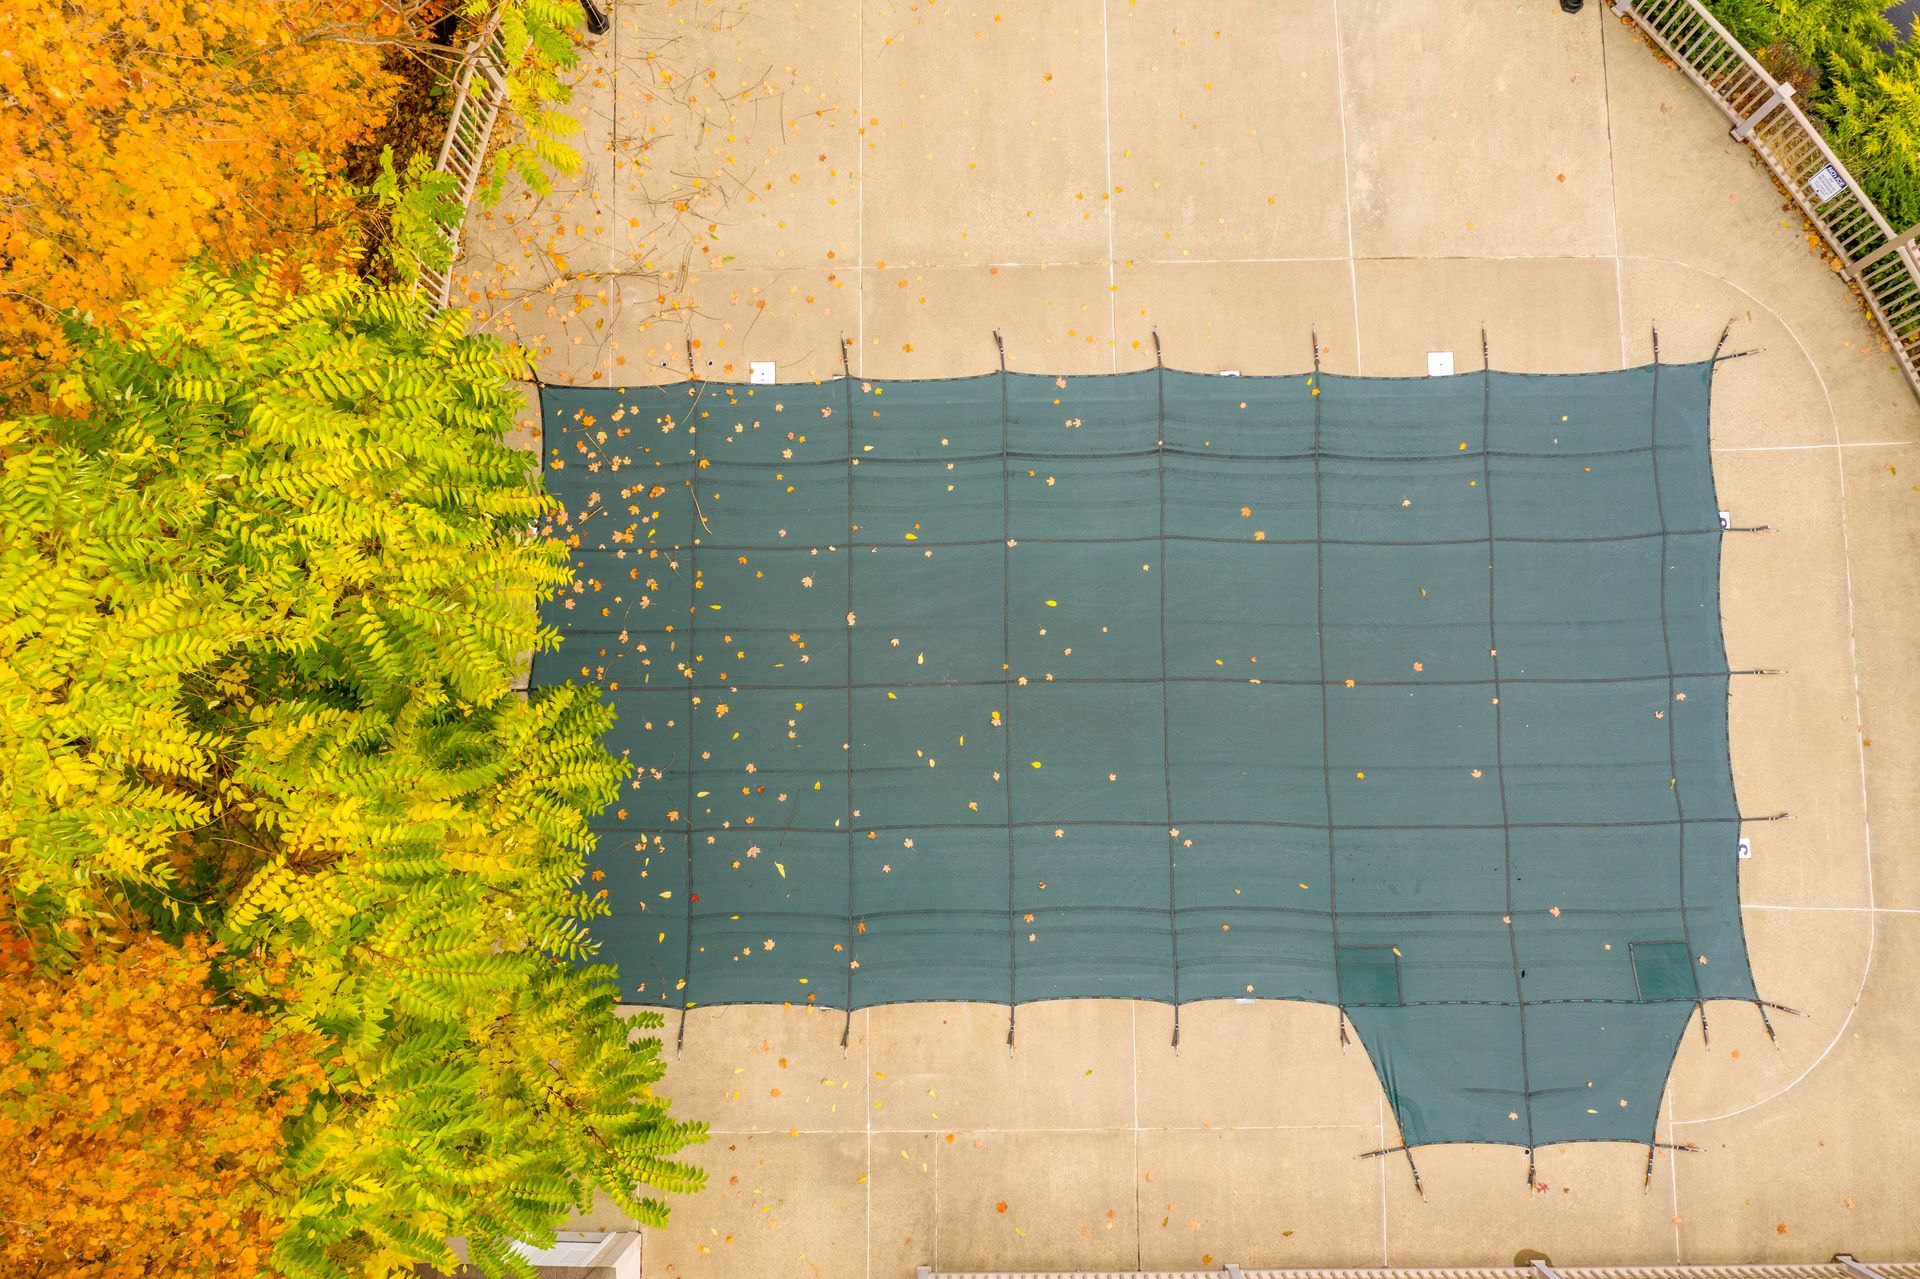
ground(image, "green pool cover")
xmin=533 ymin=356 xmax=1758 ymax=1151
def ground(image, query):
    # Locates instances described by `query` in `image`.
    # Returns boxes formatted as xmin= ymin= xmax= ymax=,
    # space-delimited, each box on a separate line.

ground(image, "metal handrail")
xmin=1614 ymin=0 xmax=1920 ymax=398
xmin=416 ymin=12 xmax=512 ymax=310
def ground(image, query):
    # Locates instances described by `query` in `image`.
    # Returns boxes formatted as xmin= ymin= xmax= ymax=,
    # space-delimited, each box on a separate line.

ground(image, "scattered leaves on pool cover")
xmin=532 ymin=363 xmax=1757 ymax=1148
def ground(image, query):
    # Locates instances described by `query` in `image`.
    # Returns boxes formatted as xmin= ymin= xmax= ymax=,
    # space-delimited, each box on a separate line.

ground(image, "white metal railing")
xmin=417 ymin=14 xmax=512 ymax=310
xmin=1614 ymin=0 xmax=1920 ymax=398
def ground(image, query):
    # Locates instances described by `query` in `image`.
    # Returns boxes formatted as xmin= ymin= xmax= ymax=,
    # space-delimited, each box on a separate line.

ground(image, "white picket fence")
xmin=1614 ymin=0 xmax=1920 ymax=398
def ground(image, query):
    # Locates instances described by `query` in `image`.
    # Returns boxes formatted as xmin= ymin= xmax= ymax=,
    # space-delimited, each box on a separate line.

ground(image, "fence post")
xmin=1846 ymin=222 xmax=1920 ymax=276
xmin=1611 ymin=0 xmax=1635 ymax=15
xmin=1731 ymin=80 xmax=1795 ymax=141
xmin=1835 ymin=1259 xmax=1890 ymax=1279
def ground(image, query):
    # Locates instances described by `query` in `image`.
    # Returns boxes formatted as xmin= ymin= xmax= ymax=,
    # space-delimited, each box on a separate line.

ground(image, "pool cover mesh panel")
xmin=533 ymin=358 xmax=1757 ymax=1150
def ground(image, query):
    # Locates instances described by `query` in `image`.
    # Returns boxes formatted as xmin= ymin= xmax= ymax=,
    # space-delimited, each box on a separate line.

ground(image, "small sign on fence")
xmin=1809 ymin=162 xmax=1846 ymax=204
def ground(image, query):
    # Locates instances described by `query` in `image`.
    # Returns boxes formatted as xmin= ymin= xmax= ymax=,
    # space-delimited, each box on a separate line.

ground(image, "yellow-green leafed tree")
xmin=0 ymin=261 xmax=704 ymax=1279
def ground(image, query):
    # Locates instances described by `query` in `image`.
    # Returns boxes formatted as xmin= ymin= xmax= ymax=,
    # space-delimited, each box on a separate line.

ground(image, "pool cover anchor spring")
xmin=1358 ymin=1142 xmax=1426 ymax=1199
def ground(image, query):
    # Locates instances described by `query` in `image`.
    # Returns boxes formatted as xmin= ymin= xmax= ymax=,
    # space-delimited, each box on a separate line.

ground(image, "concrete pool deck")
xmin=458 ymin=1 xmax=1920 ymax=1272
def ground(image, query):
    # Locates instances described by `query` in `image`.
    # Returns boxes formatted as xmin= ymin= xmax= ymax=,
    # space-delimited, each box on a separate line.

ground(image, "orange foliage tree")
xmin=0 ymin=0 xmax=408 ymax=399
xmin=0 ymin=929 xmax=323 ymax=1279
